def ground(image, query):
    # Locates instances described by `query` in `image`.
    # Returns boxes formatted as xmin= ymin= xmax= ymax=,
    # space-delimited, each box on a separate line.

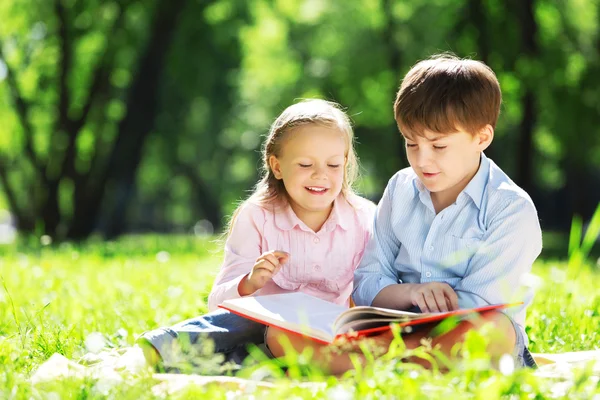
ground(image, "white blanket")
xmin=30 ymin=348 xmax=600 ymax=396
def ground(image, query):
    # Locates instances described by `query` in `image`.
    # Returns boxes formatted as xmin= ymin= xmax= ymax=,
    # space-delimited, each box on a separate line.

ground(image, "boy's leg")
xmin=138 ymin=309 xmax=266 ymax=369
xmin=266 ymin=310 xmax=516 ymax=375
xmin=398 ymin=309 xmax=516 ymax=368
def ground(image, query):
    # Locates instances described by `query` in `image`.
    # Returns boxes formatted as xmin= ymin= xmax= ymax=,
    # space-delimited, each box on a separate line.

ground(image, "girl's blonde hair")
xmin=226 ymin=99 xmax=360 ymax=235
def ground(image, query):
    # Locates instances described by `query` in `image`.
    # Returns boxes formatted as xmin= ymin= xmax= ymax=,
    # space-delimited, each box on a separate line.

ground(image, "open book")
xmin=219 ymin=292 xmax=519 ymax=344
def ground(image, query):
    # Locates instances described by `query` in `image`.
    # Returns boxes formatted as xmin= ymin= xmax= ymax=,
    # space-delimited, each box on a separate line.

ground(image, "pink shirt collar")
xmin=273 ymin=195 xmax=352 ymax=233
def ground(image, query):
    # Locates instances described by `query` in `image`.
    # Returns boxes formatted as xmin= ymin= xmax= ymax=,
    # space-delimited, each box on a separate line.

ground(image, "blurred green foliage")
xmin=0 ymin=0 xmax=599 ymax=240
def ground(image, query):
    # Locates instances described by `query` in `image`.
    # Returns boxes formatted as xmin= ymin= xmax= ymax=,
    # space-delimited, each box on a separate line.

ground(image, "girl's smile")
xmin=305 ymin=186 xmax=329 ymax=195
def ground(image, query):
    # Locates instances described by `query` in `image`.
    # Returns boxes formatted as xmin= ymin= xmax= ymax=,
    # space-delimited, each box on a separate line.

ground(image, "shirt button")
xmin=314 ymin=265 xmax=321 ymax=271
xmin=429 ymin=245 xmax=434 ymax=251
xmin=313 ymin=237 xmax=320 ymax=244
xmin=425 ymin=271 xmax=432 ymax=278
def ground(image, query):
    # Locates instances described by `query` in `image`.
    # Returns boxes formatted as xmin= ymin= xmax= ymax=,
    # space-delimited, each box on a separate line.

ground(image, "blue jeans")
xmin=139 ymin=309 xmax=267 ymax=367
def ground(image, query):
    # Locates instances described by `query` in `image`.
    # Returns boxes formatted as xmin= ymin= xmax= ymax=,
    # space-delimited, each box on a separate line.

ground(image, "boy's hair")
xmin=225 ymin=99 xmax=359 ymax=235
xmin=394 ymin=54 xmax=502 ymax=138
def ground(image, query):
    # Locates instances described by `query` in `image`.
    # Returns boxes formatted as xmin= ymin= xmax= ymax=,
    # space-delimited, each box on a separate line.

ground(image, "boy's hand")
xmin=410 ymin=282 xmax=459 ymax=313
xmin=238 ymin=250 xmax=290 ymax=296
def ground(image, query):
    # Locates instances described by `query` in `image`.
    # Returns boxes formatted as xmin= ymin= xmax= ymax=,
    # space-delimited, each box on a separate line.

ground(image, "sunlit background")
xmin=0 ymin=0 xmax=599 ymax=242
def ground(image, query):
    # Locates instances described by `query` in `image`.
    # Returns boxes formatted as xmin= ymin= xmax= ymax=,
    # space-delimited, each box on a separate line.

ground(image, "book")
xmin=219 ymin=292 xmax=519 ymax=345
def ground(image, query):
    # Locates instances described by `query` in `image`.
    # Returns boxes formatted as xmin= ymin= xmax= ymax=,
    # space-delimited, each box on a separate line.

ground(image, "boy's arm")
xmin=352 ymin=175 xmax=404 ymax=308
xmin=454 ymin=196 xmax=542 ymax=309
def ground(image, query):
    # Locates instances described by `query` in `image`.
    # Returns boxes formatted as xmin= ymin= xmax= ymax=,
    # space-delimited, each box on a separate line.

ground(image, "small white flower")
xmin=40 ymin=235 xmax=52 ymax=246
xmin=156 ymin=251 xmax=170 ymax=263
xmin=326 ymin=385 xmax=354 ymax=400
xmin=499 ymin=353 xmax=515 ymax=375
xmin=194 ymin=220 xmax=214 ymax=236
xmin=44 ymin=392 xmax=61 ymax=400
xmin=0 ymin=209 xmax=16 ymax=245
xmin=519 ymin=273 xmax=542 ymax=289
xmin=85 ymin=332 xmax=107 ymax=354
xmin=226 ymin=390 xmax=242 ymax=400
xmin=166 ymin=286 xmax=183 ymax=298
xmin=550 ymin=267 xmax=566 ymax=283
xmin=0 ymin=224 xmax=16 ymax=244
xmin=92 ymin=369 xmax=123 ymax=395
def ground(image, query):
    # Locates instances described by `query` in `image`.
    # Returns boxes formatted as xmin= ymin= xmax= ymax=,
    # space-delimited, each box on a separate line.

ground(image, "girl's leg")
xmin=138 ymin=309 xmax=266 ymax=370
xmin=266 ymin=310 xmax=516 ymax=375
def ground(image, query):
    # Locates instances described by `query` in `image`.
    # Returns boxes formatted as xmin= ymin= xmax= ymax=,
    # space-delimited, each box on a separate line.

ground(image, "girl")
xmin=138 ymin=99 xmax=375 ymax=370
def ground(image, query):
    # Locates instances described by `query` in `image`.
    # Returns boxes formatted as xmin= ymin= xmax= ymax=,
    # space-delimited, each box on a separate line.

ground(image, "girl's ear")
xmin=477 ymin=124 xmax=494 ymax=151
xmin=269 ymin=155 xmax=283 ymax=179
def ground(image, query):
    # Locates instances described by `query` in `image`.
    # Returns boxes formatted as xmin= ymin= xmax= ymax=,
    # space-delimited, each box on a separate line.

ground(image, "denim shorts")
xmin=138 ymin=309 xmax=266 ymax=368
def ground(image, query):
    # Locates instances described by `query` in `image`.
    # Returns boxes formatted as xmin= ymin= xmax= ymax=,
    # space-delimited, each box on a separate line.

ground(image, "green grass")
xmin=1 ymin=230 xmax=599 ymax=399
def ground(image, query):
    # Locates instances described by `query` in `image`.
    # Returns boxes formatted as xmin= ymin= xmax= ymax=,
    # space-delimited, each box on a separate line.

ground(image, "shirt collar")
xmin=413 ymin=153 xmax=489 ymax=210
xmin=273 ymin=195 xmax=351 ymax=232
xmin=462 ymin=153 xmax=489 ymax=210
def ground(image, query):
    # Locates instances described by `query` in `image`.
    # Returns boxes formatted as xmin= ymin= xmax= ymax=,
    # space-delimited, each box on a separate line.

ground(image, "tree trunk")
xmin=67 ymin=0 xmax=187 ymax=240
xmin=468 ymin=0 xmax=500 ymax=162
xmin=382 ymin=0 xmax=404 ymax=164
xmin=516 ymin=91 xmax=535 ymax=192
xmin=515 ymin=0 xmax=538 ymax=193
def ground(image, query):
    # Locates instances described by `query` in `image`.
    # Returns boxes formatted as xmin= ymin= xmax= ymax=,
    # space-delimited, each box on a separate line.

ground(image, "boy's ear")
xmin=269 ymin=155 xmax=283 ymax=179
xmin=477 ymin=124 xmax=494 ymax=151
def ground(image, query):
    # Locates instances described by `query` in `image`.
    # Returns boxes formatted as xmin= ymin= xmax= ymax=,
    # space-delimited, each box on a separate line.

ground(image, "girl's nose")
xmin=312 ymin=165 xmax=327 ymax=179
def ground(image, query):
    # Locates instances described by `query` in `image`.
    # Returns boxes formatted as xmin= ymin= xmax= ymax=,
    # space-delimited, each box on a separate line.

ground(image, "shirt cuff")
xmin=223 ymin=274 xmax=247 ymax=300
xmin=210 ymin=274 xmax=247 ymax=312
xmin=456 ymin=290 xmax=489 ymax=309
xmin=353 ymin=275 xmax=398 ymax=306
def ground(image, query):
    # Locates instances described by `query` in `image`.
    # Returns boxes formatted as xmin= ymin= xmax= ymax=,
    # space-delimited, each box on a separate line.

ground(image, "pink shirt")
xmin=207 ymin=194 xmax=376 ymax=312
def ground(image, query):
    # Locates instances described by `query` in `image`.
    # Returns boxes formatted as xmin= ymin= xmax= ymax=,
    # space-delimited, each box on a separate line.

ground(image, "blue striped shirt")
xmin=353 ymin=153 xmax=542 ymax=343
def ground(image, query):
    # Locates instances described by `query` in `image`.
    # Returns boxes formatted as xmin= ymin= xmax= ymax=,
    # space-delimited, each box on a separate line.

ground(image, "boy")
xmin=351 ymin=53 xmax=542 ymax=369
xmin=266 ymin=54 xmax=542 ymax=372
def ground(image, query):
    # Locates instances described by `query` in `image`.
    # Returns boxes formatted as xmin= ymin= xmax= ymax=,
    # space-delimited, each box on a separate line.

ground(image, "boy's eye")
xmin=433 ymin=145 xmax=447 ymax=150
xmin=328 ymin=164 xmax=341 ymax=168
xmin=299 ymin=164 xmax=312 ymax=168
xmin=406 ymin=143 xmax=417 ymax=148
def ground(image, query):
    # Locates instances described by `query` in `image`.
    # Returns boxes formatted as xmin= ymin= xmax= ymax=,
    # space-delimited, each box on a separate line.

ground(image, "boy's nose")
xmin=415 ymin=149 xmax=433 ymax=168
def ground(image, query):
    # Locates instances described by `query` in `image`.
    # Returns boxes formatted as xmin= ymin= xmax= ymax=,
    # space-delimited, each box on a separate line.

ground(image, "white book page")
xmin=221 ymin=293 xmax=347 ymax=342
xmin=332 ymin=306 xmax=423 ymax=333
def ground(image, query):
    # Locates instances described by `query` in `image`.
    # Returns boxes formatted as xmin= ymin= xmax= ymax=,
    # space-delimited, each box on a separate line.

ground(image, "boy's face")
xmin=403 ymin=126 xmax=492 ymax=205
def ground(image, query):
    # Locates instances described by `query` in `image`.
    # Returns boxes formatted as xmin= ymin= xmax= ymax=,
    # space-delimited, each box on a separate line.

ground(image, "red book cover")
xmin=218 ymin=293 xmax=522 ymax=345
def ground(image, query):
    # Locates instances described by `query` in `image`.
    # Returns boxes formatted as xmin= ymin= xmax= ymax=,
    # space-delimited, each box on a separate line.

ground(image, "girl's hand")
xmin=409 ymin=282 xmax=459 ymax=313
xmin=238 ymin=250 xmax=290 ymax=296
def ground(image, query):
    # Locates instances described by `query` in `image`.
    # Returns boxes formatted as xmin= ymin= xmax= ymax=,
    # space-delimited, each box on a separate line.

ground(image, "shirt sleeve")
xmin=454 ymin=196 xmax=542 ymax=309
xmin=352 ymin=176 xmax=402 ymax=306
xmin=207 ymin=204 xmax=264 ymax=312
xmin=353 ymin=198 xmax=378 ymax=266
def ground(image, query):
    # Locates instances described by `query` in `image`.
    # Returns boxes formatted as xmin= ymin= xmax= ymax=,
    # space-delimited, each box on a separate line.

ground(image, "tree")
xmin=0 ymin=0 xmax=186 ymax=240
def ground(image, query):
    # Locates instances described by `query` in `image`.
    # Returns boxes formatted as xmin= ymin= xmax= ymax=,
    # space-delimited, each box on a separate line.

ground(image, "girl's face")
xmin=269 ymin=124 xmax=347 ymax=224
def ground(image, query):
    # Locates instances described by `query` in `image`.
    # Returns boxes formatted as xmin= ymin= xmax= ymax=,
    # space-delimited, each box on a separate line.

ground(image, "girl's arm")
xmin=207 ymin=204 xmax=264 ymax=311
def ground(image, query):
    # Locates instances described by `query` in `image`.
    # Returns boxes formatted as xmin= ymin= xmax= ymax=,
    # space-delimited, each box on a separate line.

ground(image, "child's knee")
xmin=478 ymin=310 xmax=516 ymax=354
xmin=265 ymin=327 xmax=286 ymax=358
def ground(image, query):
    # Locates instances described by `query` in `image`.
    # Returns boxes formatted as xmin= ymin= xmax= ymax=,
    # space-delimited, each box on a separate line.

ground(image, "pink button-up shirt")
xmin=207 ymin=194 xmax=376 ymax=312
